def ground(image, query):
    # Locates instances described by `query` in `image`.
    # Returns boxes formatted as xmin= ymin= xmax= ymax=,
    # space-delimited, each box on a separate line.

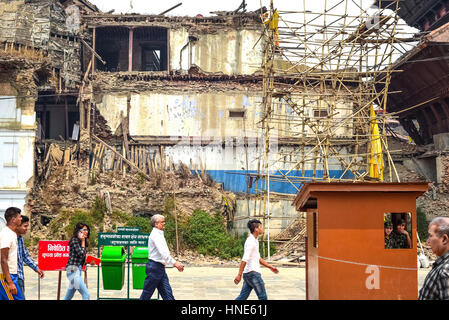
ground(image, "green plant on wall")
xmin=127 ymin=216 xmax=152 ymax=234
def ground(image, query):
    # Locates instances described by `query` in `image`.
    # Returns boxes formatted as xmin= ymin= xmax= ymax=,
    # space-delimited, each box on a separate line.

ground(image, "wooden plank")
xmin=97 ymin=144 xmax=105 ymax=171
xmin=92 ymin=134 xmax=152 ymax=181
xmin=92 ymin=27 xmax=96 ymax=75
xmin=121 ymin=110 xmax=129 ymax=160
xmin=159 ymin=145 xmax=165 ymax=170
xmin=63 ymin=147 xmax=71 ymax=165
xmin=132 ymin=145 xmax=136 ymax=165
xmin=146 ymin=153 xmax=151 ymax=174
xmin=128 ymin=27 xmax=133 ymax=72
xmin=138 ymin=146 xmax=142 ymax=170
xmin=107 ymin=151 xmax=115 ymax=170
xmin=65 ymin=97 xmax=69 ymax=139
xmin=169 ymin=155 xmax=173 ymax=172
xmin=90 ymin=144 xmax=98 ymax=169
xmin=143 ymin=148 xmax=147 ymax=173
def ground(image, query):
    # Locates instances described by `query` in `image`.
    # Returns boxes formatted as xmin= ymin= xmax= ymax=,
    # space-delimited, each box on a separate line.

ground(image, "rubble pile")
xmin=26 ymin=153 xmax=236 ymax=254
xmin=270 ymin=217 xmax=307 ymax=265
xmin=436 ymin=155 xmax=449 ymax=194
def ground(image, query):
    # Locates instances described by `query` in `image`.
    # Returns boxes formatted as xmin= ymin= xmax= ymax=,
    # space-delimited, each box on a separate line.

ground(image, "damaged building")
xmin=0 ymin=1 xmax=370 ymax=239
xmin=0 ymin=0 xmax=99 ymax=226
xmin=375 ymin=0 xmax=449 ymax=218
xmin=79 ymin=9 xmax=360 ymax=235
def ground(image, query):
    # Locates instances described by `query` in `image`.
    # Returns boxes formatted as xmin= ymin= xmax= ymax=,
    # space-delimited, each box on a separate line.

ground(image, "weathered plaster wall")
xmin=169 ymin=28 xmax=263 ymax=75
xmin=191 ymin=29 xmax=263 ymax=75
xmin=97 ymin=91 xmax=353 ymax=139
xmin=95 ymin=89 xmax=354 ymax=195
xmin=169 ymin=28 xmax=189 ymax=71
xmin=0 ymin=91 xmax=35 ymax=220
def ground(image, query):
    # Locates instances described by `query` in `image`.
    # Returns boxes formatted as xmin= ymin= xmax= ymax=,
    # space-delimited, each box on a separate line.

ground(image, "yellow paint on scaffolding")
xmin=369 ymin=104 xmax=384 ymax=181
xmin=264 ymin=10 xmax=279 ymax=46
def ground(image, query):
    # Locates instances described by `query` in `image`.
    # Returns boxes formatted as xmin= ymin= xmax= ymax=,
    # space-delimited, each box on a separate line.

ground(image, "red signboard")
xmin=38 ymin=240 xmax=70 ymax=271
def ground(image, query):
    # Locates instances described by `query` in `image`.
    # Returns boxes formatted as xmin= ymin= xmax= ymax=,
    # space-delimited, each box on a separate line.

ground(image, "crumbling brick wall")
xmin=437 ymin=154 xmax=449 ymax=193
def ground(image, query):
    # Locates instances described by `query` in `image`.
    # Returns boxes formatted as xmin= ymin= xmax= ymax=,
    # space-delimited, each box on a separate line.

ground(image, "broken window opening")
xmin=229 ymin=110 xmax=246 ymax=118
xmin=95 ymin=26 xmax=129 ymax=72
xmin=36 ymin=94 xmax=79 ymax=141
xmin=94 ymin=26 xmax=168 ymax=72
xmin=136 ymin=26 xmax=168 ymax=71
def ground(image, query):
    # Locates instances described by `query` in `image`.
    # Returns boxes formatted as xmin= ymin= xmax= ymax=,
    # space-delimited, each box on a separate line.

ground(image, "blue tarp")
xmin=203 ymin=170 xmax=356 ymax=194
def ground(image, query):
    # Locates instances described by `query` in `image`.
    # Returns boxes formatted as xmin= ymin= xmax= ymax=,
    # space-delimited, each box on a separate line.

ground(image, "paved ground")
xmin=21 ymin=265 xmax=430 ymax=300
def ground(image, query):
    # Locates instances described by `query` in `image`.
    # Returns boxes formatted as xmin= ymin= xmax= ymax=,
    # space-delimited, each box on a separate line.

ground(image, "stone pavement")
xmin=21 ymin=265 xmax=430 ymax=300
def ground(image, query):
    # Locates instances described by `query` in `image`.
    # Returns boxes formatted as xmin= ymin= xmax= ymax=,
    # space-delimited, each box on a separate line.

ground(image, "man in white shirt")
xmin=0 ymin=207 xmax=23 ymax=300
xmin=234 ymin=219 xmax=279 ymax=300
xmin=140 ymin=214 xmax=184 ymax=300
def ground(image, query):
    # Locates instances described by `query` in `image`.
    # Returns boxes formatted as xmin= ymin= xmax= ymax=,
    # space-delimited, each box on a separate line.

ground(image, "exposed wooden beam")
xmin=91 ymin=134 xmax=152 ymax=181
xmin=80 ymin=38 xmax=106 ymax=65
xmin=128 ymin=27 xmax=134 ymax=72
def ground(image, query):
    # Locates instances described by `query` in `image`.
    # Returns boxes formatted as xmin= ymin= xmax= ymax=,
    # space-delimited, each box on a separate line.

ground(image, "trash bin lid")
xmin=131 ymin=247 xmax=148 ymax=259
xmin=101 ymin=246 xmax=126 ymax=262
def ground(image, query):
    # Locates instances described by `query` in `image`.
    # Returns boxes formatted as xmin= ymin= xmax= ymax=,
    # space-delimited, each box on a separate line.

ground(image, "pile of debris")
xmin=26 ymin=147 xmax=236 ymax=254
xmin=270 ymin=217 xmax=306 ymax=265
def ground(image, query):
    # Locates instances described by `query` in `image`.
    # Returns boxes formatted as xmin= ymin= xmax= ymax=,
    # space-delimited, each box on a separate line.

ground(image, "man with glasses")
xmin=140 ymin=214 xmax=184 ymax=300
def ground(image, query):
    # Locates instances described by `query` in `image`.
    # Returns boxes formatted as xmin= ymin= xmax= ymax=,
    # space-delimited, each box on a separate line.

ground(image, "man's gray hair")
xmin=151 ymin=214 xmax=165 ymax=227
xmin=429 ymin=217 xmax=449 ymax=238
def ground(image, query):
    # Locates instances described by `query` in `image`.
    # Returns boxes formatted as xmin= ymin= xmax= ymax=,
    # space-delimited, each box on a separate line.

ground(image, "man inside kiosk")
xmin=384 ymin=214 xmax=411 ymax=249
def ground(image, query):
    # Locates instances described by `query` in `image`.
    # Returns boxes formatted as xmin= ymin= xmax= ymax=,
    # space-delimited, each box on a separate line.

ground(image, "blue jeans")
xmin=17 ymin=278 xmax=25 ymax=299
xmin=140 ymin=260 xmax=174 ymax=300
xmin=64 ymin=266 xmax=90 ymax=300
xmin=236 ymin=271 xmax=267 ymax=300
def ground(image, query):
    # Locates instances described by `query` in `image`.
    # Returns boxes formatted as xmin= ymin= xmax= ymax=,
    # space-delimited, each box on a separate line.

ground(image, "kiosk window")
xmin=384 ymin=212 xmax=412 ymax=249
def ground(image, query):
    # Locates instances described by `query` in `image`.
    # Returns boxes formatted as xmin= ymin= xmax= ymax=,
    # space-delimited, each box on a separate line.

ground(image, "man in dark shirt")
xmin=391 ymin=219 xmax=411 ymax=249
xmin=384 ymin=221 xmax=395 ymax=249
xmin=419 ymin=217 xmax=449 ymax=300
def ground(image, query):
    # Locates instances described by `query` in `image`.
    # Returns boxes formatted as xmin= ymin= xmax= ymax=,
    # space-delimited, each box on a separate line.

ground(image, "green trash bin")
xmin=131 ymin=247 xmax=148 ymax=290
xmin=101 ymin=246 xmax=126 ymax=290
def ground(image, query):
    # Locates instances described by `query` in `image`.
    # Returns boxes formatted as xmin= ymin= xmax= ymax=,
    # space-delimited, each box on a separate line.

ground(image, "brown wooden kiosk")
xmin=293 ymin=182 xmax=429 ymax=300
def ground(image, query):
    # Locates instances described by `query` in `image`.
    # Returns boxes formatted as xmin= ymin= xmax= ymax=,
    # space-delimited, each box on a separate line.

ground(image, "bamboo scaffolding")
xmin=251 ymin=1 xmax=407 ymax=256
